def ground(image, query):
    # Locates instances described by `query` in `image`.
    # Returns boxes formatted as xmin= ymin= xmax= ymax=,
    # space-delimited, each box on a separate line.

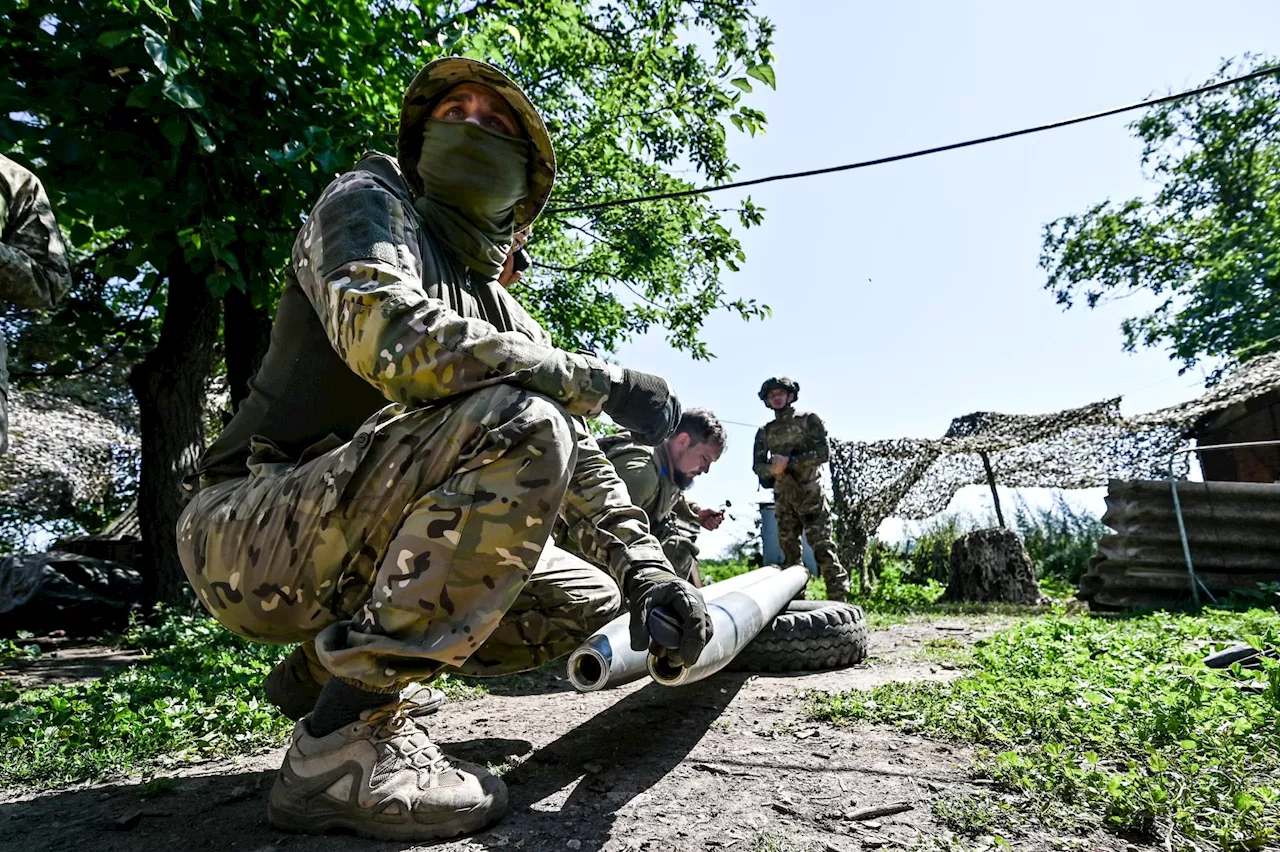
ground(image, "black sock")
xmin=306 ymin=677 xmax=397 ymax=737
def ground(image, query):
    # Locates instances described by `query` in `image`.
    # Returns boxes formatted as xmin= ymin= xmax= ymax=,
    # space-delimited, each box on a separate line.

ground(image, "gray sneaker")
xmin=268 ymin=702 xmax=507 ymax=840
xmin=265 ymin=646 xmax=446 ymax=721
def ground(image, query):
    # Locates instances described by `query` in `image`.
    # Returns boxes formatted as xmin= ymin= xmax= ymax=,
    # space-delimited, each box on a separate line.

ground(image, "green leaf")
xmin=143 ymin=27 xmax=170 ymax=75
xmin=730 ymin=77 xmax=752 ymax=93
xmin=188 ymin=0 xmax=203 ymax=21
xmin=97 ymin=30 xmax=135 ymax=48
xmin=161 ymin=115 xmax=188 ymax=147
xmin=746 ymin=64 xmax=776 ymax=89
xmin=189 ymin=119 xmax=215 ymax=153
xmin=141 ymin=0 xmax=175 ymax=20
xmin=161 ymin=79 xmax=204 ymax=109
xmin=125 ymin=83 xmax=155 ymax=109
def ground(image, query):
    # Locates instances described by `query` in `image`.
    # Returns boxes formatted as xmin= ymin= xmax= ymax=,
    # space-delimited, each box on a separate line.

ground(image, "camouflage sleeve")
xmin=560 ymin=417 xmax=666 ymax=595
xmin=752 ymin=427 xmax=773 ymax=480
xmin=803 ymin=413 xmax=831 ymax=465
xmin=0 ymin=158 xmax=71 ymax=310
xmin=293 ymin=172 xmax=615 ymax=415
xmin=673 ymin=495 xmax=699 ymax=523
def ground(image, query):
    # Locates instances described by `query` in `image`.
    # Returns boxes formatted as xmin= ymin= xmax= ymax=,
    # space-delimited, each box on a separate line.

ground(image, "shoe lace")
xmin=363 ymin=700 xmax=454 ymax=777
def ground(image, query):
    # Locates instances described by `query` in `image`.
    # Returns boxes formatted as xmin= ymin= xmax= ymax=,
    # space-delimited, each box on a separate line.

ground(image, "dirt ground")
xmin=0 ymin=618 xmax=1152 ymax=852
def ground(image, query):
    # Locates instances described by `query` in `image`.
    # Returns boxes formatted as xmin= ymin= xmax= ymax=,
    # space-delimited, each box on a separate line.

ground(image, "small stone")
xmin=110 ymin=811 xmax=143 ymax=831
xmin=567 ymin=840 xmax=582 ymax=850
xmin=582 ymin=761 xmax=604 ymax=774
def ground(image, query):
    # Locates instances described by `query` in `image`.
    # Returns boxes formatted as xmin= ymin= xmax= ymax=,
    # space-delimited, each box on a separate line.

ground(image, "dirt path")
xmin=0 ymin=618 xmax=1143 ymax=852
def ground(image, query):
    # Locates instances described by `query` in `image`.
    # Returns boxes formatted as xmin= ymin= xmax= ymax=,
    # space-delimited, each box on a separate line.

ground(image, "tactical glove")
xmin=604 ymin=369 xmax=682 ymax=446
xmin=624 ymin=561 xmax=712 ymax=667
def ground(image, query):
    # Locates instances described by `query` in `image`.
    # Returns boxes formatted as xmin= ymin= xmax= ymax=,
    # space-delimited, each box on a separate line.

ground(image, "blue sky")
xmin=608 ymin=0 xmax=1280 ymax=557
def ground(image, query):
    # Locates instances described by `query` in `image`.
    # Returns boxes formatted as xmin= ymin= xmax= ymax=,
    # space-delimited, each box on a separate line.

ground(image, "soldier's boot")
xmin=268 ymin=701 xmax=507 ymax=840
xmin=265 ymin=645 xmax=445 ymax=722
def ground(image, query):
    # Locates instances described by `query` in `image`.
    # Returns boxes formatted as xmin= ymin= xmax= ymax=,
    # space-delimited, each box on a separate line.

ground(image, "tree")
xmin=0 ymin=0 xmax=774 ymax=604
xmin=1040 ymin=57 xmax=1280 ymax=382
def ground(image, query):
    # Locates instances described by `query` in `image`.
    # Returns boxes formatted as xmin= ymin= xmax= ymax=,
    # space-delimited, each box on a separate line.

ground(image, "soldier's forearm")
xmin=0 ymin=242 xmax=64 ymax=309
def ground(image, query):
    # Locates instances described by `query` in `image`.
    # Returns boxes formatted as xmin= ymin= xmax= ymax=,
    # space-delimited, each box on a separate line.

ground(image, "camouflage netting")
xmin=829 ymin=351 xmax=1280 ymax=569
xmin=0 ymin=390 xmax=139 ymax=517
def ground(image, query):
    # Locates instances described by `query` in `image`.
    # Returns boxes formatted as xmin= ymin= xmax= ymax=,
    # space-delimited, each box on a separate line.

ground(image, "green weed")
xmin=0 ymin=608 xmax=493 ymax=790
xmin=852 ymin=564 xmax=945 ymax=613
xmin=931 ymin=793 xmax=1023 ymax=836
xmin=0 ymin=635 xmax=41 ymax=666
xmin=807 ymin=608 xmax=1280 ymax=850
xmin=0 ymin=610 xmax=293 ymax=788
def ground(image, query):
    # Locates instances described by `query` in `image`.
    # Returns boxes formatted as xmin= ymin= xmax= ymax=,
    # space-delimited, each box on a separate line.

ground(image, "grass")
xmin=806 ymin=607 xmax=1280 ymax=850
xmin=0 ymin=609 xmax=484 ymax=788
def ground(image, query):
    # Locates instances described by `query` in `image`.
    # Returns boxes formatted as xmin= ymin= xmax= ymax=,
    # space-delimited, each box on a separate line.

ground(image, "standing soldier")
xmin=0 ymin=154 xmax=72 ymax=454
xmin=752 ymin=377 xmax=849 ymax=600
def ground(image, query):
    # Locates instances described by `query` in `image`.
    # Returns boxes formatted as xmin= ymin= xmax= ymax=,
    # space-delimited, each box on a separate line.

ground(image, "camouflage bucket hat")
xmin=758 ymin=376 xmax=800 ymax=401
xmin=399 ymin=57 xmax=556 ymax=232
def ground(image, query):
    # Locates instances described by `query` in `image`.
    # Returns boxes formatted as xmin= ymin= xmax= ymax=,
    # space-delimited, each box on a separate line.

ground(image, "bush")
xmin=699 ymin=558 xmax=755 ymax=585
xmin=1014 ymin=495 xmax=1106 ymax=584
xmin=852 ymin=563 xmax=945 ymax=613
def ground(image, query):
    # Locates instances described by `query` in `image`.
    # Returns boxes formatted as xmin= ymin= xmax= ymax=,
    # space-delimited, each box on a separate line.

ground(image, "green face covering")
xmin=414 ymin=118 xmax=529 ymax=279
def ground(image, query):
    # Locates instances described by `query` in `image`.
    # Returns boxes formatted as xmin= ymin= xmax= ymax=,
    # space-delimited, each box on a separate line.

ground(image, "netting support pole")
xmin=979 ymin=451 xmax=1006 ymax=528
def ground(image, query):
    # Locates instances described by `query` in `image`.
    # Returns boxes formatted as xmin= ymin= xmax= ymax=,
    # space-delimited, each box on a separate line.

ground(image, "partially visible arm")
xmin=0 ymin=160 xmax=71 ymax=309
xmin=752 ymin=428 xmax=773 ymax=482
xmin=559 ymin=418 xmax=666 ymax=594
xmin=294 ymin=172 xmax=616 ymax=414
xmin=673 ymin=495 xmax=699 ymax=523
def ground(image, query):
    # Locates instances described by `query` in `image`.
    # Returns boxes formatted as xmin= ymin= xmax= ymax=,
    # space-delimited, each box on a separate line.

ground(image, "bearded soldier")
xmin=592 ymin=409 xmax=727 ymax=587
xmin=752 ymin=377 xmax=849 ymax=600
xmin=177 ymin=57 xmax=712 ymax=841
xmin=0 ymin=155 xmax=72 ymax=453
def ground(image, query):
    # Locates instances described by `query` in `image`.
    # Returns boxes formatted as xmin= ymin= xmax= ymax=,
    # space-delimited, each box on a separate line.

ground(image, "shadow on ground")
xmin=0 ymin=675 xmax=745 ymax=852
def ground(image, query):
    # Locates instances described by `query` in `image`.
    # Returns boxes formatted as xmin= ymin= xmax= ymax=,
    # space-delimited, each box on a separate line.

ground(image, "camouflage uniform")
xmin=753 ymin=406 xmax=849 ymax=599
xmin=0 ymin=155 xmax=71 ymax=453
xmin=178 ymin=154 xmax=661 ymax=691
xmin=581 ymin=434 xmax=703 ymax=586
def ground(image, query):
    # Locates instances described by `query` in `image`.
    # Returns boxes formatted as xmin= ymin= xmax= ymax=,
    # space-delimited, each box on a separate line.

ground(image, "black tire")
xmin=727 ymin=600 xmax=868 ymax=673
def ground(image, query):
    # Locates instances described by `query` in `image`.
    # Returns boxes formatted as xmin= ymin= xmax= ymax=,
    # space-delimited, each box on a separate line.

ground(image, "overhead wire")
xmin=545 ymin=64 xmax=1280 ymax=216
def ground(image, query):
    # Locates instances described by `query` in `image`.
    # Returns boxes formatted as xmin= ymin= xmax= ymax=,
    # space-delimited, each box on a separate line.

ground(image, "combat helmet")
xmin=758 ymin=376 xmax=800 ymax=403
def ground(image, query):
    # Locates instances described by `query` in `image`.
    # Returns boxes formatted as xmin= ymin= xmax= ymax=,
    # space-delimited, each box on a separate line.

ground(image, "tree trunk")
xmin=941 ymin=527 xmax=1046 ymax=604
xmin=223 ymin=285 xmax=273 ymax=414
xmin=128 ymin=259 xmax=221 ymax=607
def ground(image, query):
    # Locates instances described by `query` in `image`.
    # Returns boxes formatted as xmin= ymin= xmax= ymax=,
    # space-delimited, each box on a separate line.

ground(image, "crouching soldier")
xmin=591 ymin=409 xmax=727 ymax=587
xmin=177 ymin=57 xmax=712 ymax=842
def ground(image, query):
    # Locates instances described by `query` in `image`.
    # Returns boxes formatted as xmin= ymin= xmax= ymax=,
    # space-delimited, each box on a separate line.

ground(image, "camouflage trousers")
xmin=776 ymin=480 xmax=849 ymax=600
xmin=177 ymin=385 xmax=621 ymax=692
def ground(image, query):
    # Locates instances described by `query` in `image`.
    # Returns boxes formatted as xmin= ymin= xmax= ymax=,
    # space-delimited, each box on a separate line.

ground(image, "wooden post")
xmin=979 ymin=451 xmax=1006 ymax=528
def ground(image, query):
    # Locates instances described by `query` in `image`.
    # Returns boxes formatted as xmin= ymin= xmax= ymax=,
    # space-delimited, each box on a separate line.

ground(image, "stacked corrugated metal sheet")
xmin=1079 ymin=479 xmax=1280 ymax=610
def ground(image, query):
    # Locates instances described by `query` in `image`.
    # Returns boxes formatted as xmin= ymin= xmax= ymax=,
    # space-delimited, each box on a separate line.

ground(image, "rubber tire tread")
xmin=727 ymin=600 xmax=868 ymax=673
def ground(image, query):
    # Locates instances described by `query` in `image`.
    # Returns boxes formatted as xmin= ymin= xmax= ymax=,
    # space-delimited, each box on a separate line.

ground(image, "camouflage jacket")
xmin=598 ymin=434 xmax=699 ymax=535
xmin=200 ymin=153 xmax=663 ymax=587
xmin=752 ymin=406 xmax=830 ymax=490
xmin=0 ymin=155 xmax=72 ymax=452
